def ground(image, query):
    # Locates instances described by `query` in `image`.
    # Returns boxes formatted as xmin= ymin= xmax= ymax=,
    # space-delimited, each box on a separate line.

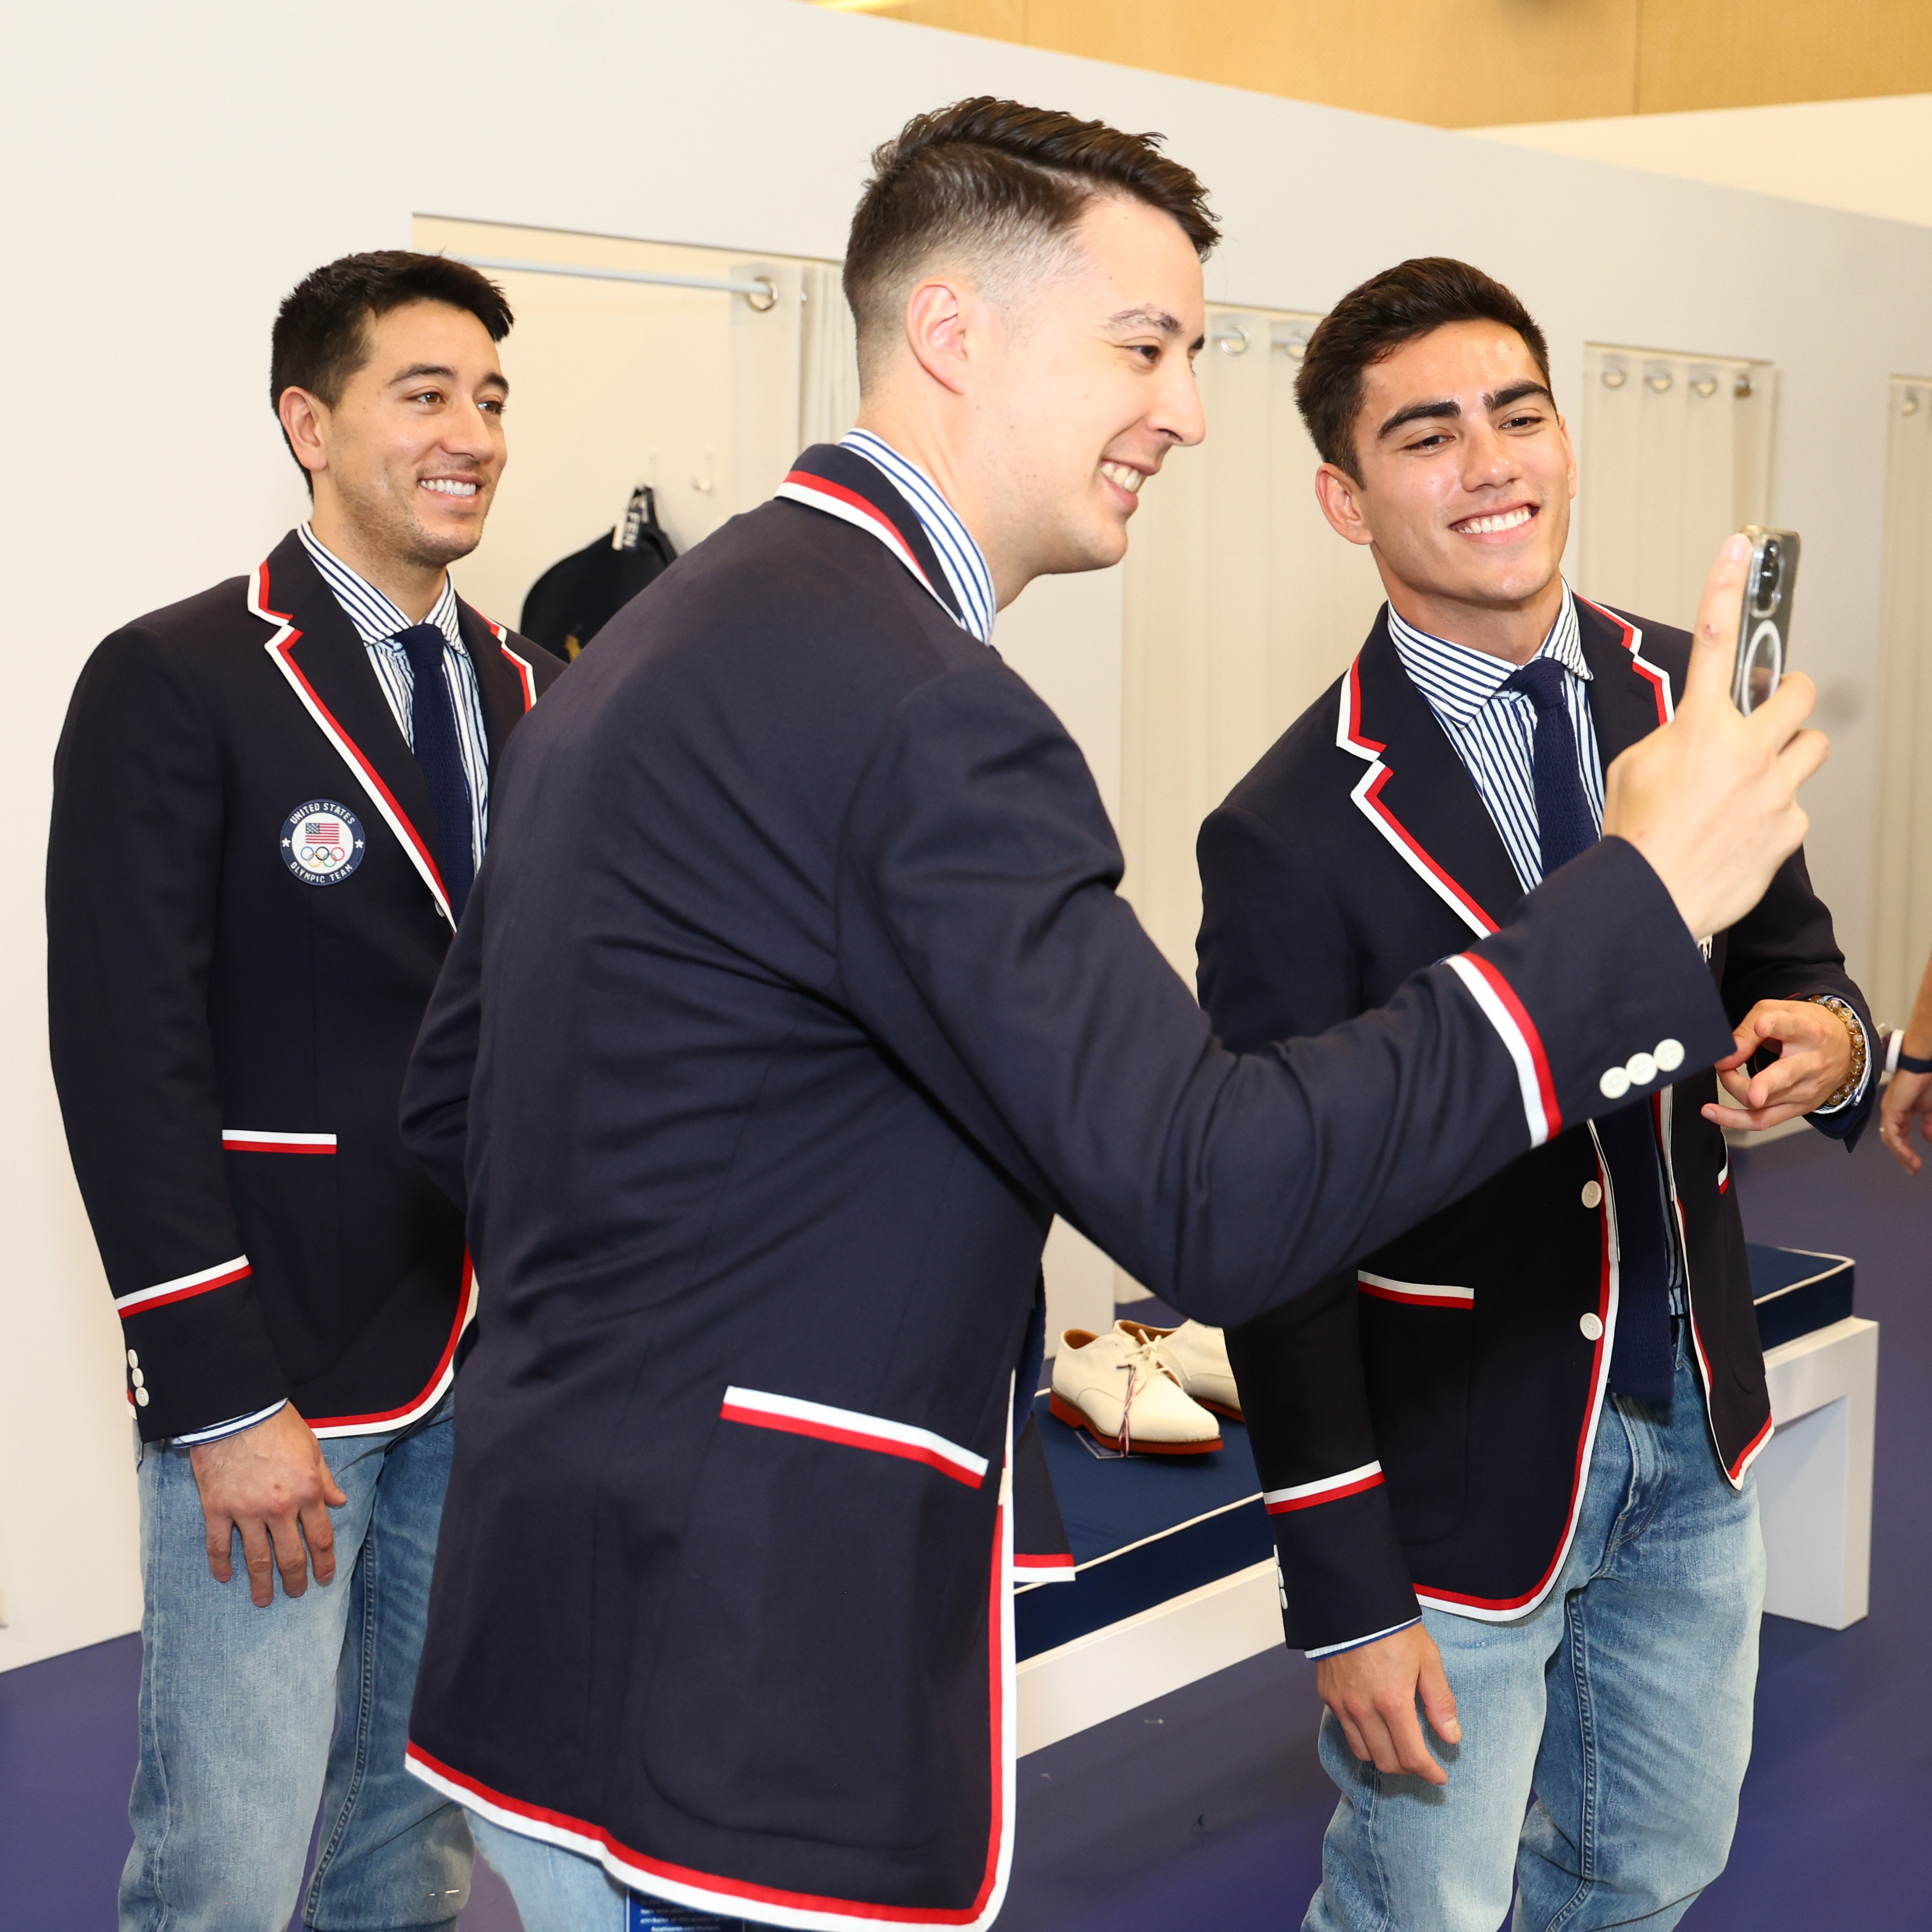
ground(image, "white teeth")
xmin=1457 ymin=505 xmax=1533 ymax=535
xmin=421 ymin=478 xmax=479 ymax=497
xmin=1101 ymin=462 xmax=1144 ymax=495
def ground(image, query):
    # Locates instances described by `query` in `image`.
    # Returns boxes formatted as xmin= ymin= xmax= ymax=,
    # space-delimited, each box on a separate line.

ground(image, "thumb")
xmin=1680 ymin=532 xmax=1752 ymax=709
xmin=1418 ymin=1640 xmax=1460 ymax=1745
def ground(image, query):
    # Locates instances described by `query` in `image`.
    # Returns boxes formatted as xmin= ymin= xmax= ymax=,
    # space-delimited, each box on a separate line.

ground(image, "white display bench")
xmin=1017 ymin=1300 xmax=1878 ymax=1755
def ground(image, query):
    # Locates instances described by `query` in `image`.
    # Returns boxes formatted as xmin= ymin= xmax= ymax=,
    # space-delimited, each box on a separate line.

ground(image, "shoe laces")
xmin=1114 ymin=1332 xmax=1171 ymax=1456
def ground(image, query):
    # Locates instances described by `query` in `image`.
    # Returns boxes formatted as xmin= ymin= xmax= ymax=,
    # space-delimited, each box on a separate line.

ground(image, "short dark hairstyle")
xmin=844 ymin=97 xmax=1219 ymax=378
xmin=269 ymin=250 xmax=513 ymax=470
xmin=1295 ymin=257 xmax=1552 ymax=477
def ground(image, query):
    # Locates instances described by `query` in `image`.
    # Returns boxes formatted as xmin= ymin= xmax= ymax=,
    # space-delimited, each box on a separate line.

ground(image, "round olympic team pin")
xmin=281 ymin=801 xmax=367 ymax=886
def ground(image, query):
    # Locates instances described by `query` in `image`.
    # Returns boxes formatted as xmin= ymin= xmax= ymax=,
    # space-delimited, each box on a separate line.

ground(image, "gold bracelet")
xmin=1806 ymin=995 xmax=1866 ymax=1111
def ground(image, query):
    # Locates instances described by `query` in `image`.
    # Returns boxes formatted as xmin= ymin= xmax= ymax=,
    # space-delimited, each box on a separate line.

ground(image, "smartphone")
xmin=1733 ymin=527 xmax=1799 ymax=714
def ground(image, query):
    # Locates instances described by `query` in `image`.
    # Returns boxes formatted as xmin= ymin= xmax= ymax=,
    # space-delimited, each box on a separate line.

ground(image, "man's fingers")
xmin=1701 ymin=1098 xmax=1808 ymax=1132
xmin=1333 ymin=1708 xmax=1372 ymax=1766
xmin=301 ymin=1498 xmax=338 ymax=1587
xmin=1769 ymin=721 xmax=1828 ymax=788
xmin=237 ymin=1520 xmax=279 ymax=1608
xmin=268 ymin=1514 xmax=311 ymax=1601
xmin=1418 ymin=1648 xmax=1461 ymax=1747
xmin=204 ymin=1514 xmax=236 ymax=1584
xmin=1680 ymin=533 xmax=1753 ymax=706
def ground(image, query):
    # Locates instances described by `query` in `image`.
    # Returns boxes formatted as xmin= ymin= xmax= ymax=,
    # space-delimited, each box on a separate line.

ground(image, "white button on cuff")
xmin=1626 ymin=1051 xmax=1658 ymax=1086
xmin=1654 ymin=1038 xmax=1685 ymax=1073
xmin=1599 ymin=1066 xmax=1631 ymax=1100
xmin=1581 ymin=1181 xmax=1603 ymax=1210
xmin=130 ymin=1369 xmax=145 ymax=1390
xmin=1580 ymin=1312 xmax=1604 ymax=1341
xmin=127 ymin=1350 xmax=139 ymax=1368
xmin=134 ymin=1388 xmax=151 ymax=1407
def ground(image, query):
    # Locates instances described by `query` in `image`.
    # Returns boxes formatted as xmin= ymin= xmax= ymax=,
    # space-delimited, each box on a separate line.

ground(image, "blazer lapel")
xmin=458 ymin=601 xmax=539 ymax=774
xmin=1574 ymin=593 xmax=1676 ymax=764
xmin=251 ymin=532 xmax=453 ymax=928
xmin=1335 ymin=614 xmax=1527 ymax=937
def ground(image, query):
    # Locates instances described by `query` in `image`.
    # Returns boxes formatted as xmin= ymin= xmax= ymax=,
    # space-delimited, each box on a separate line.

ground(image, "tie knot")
xmin=1502 ymin=655 xmax=1567 ymax=715
xmin=396 ymin=622 xmax=447 ymax=677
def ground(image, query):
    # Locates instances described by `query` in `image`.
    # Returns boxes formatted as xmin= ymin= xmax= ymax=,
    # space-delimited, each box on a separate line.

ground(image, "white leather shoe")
xmin=1116 ymin=1319 xmax=1242 ymax=1421
xmin=1050 ymin=1327 xmax=1222 ymax=1455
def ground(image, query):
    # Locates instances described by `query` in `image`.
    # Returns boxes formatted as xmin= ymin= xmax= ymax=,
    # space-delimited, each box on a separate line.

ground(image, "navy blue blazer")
xmin=1200 ymin=599 xmax=1874 ymax=1654
xmin=399 ymin=451 xmax=1735 ymax=1928
xmin=47 ymin=533 xmax=557 ymax=1441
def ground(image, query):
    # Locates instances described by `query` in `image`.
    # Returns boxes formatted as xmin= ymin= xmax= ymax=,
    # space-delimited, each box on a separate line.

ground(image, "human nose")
xmin=1152 ymin=360 xmax=1207 ymax=449
xmin=1461 ymin=418 xmax=1517 ymax=489
xmin=442 ymin=397 xmax=501 ymax=463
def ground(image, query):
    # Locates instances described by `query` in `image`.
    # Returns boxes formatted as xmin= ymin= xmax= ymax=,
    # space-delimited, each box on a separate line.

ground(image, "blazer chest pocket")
xmin=1356 ymin=1272 xmax=1474 ymax=1545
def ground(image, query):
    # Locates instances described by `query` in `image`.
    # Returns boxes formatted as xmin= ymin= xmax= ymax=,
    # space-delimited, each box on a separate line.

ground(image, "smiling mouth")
xmin=1452 ymin=504 xmax=1534 ymax=536
xmin=1101 ymin=461 xmax=1145 ymax=497
xmin=420 ymin=478 xmax=480 ymax=500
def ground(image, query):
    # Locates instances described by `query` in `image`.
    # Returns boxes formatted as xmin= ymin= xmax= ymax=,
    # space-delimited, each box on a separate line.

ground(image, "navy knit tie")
xmin=397 ymin=624 xmax=475 ymax=922
xmin=1503 ymin=658 xmax=1676 ymax=1403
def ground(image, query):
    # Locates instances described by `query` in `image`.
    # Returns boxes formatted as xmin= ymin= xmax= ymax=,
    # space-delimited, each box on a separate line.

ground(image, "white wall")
xmin=6 ymin=0 xmax=1931 ymax=1670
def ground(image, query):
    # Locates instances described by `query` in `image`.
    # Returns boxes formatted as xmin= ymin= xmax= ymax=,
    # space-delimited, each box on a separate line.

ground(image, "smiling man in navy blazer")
xmin=1198 ymin=259 xmax=1874 ymax=1932
xmin=396 ymin=108 xmax=1827 ymax=1932
xmin=47 ymin=252 xmax=560 ymax=1932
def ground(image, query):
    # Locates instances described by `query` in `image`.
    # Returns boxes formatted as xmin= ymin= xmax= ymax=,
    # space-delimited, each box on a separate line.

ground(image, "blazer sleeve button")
xmin=1599 ymin=1066 xmax=1632 ymax=1099
xmin=1654 ymin=1038 xmax=1685 ymax=1073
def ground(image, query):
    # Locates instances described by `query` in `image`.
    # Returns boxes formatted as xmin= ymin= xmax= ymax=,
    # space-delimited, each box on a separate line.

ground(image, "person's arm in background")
xmin=48 ymin=623 xmax=343 ymax=1607
xmin=1879 ymin=944 xmax=1932 ymax=1172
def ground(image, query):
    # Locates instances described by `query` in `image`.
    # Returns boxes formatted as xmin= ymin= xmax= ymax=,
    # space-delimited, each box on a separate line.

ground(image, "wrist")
xmin=1806 ymin=996 xmax=1866 ymax=1107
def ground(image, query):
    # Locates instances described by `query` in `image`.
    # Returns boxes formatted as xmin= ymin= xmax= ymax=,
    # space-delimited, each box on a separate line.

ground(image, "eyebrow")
xmin=388 ymin=362 xmax=509 ymax=394
xmin=1377 ymin=379 xmax=1555 ymax=441
xmin=1106 ymin=305 xmax=1205 ymax=352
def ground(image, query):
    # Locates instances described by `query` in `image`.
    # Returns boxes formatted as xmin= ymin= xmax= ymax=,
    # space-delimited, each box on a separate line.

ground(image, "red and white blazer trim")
xmin=1357 ymin=1271 xmax=1475 ymax=1310
xmin=251 ymin=562 xmax=455 ymax=930
xmin=221 ymin=1129 xmax=337 ymax=1154
xmin=1264 ymin=1461 xmax=1385 ymax=1514
xmin=489 ymin=622 xmax=540 ymax=712
xmin=1444 ymin=952 xmax=1561 ymax=1148
xmin=775 ymin=473 xmax=954 ymax=621
xmin=309 ymin=1253 xmax=479 ymax=1440
xmin=720 ymin=1386 xmax=990 ymax=1489
xmin=1012 ymin=1551 xmax=1076 ymax=1584
xmin=1335 ymin=661 xmax=1499 ymax=942
xmin=1574 ymin=597 xmax=1673 ymax=726
xmin=115 ymin=1255 xmax=251 ymax=1319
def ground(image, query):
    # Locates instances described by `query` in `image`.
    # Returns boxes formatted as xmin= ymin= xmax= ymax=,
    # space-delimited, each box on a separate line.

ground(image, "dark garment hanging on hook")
xmin=519 ymin=488 xmax=679 ymax=662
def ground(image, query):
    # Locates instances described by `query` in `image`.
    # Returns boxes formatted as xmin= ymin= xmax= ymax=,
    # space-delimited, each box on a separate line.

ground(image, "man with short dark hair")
xmin=1199 ymin=256 xmax=1874 ymax=1931
xmin=399 ymin=113 xmax=1824 ymax=1931
xmin=48 ymin=250 xmax=561 ymax=1931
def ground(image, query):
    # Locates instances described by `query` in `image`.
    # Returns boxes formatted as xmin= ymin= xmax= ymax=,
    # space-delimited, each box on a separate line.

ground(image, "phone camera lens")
xmin=1751 ymin=540 xmax=1783 ymax=617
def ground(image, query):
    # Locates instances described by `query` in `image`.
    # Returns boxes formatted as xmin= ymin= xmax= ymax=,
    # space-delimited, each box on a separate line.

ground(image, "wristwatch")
xmin=1806 ymin=995 xmax=1868 ymax=1110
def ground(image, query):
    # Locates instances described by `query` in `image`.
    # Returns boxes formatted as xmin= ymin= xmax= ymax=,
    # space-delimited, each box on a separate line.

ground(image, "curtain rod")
xmin=454 ymin=255 xmax=779 ymax=311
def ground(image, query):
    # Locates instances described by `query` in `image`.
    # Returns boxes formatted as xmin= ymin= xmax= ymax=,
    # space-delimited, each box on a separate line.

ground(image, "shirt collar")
xmin=837 ymin=430 xmax=997 ymax=645
xmin=297 ymin=522 xmax=462 ymax=652
xmin=1388 ymin=583 xmax=1587 ymax=729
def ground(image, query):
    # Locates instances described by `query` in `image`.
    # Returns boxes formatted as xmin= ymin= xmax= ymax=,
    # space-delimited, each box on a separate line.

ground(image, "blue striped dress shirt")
xmin=840 ymin=430 xmax=997 ymax=645
xmin=296 ymin=523 xmax=492 ymax=873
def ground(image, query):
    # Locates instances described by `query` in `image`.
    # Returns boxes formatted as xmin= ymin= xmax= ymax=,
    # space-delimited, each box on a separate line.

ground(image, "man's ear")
xmin=278 ymin=388 xmax=330 ymax=478
xmin=901 ymin=276 xmax=975 ymax=398
xmin=1314 ymin=461 xmax=1374 ymax=547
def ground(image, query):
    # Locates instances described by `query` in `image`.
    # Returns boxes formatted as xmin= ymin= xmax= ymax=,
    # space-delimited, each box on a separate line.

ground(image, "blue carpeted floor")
xmin=3 ymin=1126 xmax=1923 ymax=1930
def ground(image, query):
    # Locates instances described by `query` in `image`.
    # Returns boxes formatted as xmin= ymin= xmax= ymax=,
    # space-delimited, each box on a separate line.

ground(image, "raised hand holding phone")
xmin=1600 ymin=531 xmax=1827 ymax=943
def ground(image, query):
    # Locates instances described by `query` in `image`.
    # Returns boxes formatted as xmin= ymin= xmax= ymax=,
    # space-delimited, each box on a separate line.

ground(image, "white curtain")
xmin=1578 ymin=344 xmax=1776 ymax=632
xmin=1121 ymin=308 xmax=1385 ymax=978
xmin=1870 ymin=377 xmax=1932 ymax=1025
xmin=799 ymin=263 xmax=860 ymax=451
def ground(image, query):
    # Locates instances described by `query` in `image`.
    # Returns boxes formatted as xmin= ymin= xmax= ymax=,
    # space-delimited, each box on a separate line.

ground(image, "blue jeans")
xmin=465 ymin=1814 xmax=750 ymax=1931
xmin=120 ymin=1395 xmax=470 ymax=1932
xmin=1307 ymin=1337 xmax=1765 ymax=1932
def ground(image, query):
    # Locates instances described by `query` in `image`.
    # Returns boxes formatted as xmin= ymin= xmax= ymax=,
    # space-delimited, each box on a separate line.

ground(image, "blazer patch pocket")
xmin=719 ymin=1386 xmax=989 ymax=1488
xmin=1357 ymin=1285 xmax=1475 ymax=1543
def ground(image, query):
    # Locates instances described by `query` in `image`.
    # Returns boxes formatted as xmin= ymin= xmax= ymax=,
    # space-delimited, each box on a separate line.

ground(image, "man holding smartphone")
xmin=1198 ymin=258 xmax=1872 ymax=1932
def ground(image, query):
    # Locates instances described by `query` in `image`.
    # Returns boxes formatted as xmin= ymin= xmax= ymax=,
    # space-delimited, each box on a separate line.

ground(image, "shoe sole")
xmin=1048 ymin=1390 xmax=1222 ymax=1454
